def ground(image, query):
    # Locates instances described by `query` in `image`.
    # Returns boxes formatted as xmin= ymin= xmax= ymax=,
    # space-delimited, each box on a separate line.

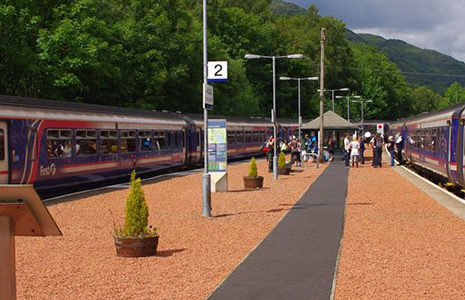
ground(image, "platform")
xmin=14 ymin=153 xmax=465 ymax=299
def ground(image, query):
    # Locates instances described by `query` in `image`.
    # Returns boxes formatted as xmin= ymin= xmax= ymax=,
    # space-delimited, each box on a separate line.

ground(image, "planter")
xmin=243 ymin=176 xmax=264 ymax=190
xmin=278 ymin=167 xmax=291 ymax=175
xmin=114 ymin=235 xmax=159 ymax=257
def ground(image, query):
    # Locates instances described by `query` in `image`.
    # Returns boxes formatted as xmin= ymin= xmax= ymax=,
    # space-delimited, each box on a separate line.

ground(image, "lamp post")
xmin=318 ymin=88 xmax=350 ymax=111
xmin=201 ymin=0 xmax=211 ymax=217
xmin=336 ymin=95 xmax=361 ymax=122
xmin=245 ymin=53 xmax=304 ymax=180
xmin=352 ymin=98 xmax=373 ymax=129
xmin=279 ymin=76 xmax=319 ymax=142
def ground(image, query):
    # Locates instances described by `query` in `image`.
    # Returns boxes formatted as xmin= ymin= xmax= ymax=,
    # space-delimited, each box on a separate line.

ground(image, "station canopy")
xmin=302 ymin=110 xmax=358 ymax=130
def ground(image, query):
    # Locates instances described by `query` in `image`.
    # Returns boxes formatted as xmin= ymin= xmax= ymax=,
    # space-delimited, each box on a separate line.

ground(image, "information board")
xmin=208 ymin=119 xmax=227 ymax=171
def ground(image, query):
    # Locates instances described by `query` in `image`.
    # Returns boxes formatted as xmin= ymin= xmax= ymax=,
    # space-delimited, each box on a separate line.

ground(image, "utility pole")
xmin=319 ymin=28 xmax=325 ymax=162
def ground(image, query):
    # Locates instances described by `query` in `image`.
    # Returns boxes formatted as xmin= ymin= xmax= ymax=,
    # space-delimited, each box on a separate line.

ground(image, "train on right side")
xmin=389 ymin=103 xmax=465 ymax=190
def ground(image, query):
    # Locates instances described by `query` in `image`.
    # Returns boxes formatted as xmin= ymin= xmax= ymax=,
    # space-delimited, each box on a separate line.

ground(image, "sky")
xmin=288 ymin=0 xmax=465 ymax=63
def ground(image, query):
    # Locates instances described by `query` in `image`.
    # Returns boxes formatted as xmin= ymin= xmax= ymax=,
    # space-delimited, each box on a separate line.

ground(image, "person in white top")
xmin=350 ymin=136 xmax=360 ymax=168
xmin=344 ymin=133 xmax=351 ymax=168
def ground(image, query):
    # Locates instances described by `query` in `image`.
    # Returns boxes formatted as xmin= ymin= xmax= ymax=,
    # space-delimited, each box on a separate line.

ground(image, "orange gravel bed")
xmin=16 ymin=158 xmax=326 ymax=300
xmin=335 ymin=160 xmax=465 ymax=299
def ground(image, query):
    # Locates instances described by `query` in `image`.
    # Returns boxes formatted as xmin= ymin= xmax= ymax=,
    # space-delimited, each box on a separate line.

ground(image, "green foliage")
xmin=412 ymin=86 xmax=442 ymax=114
xmin=440 ymin=82 xmax=465 ymax=108
xmin=1 ymin=0 xmax=457 ymax=121
xmin=270 ymin=0 xmax=305 ymax=16
xmin=278 ymin=152 xmax=286 ymax=169
xmin=119 ymin=170 xmax=156 ymax=237
xmin=351 ymin=43 xmax=412 ymax=120
xmin=248 ymin=157 xmax=258 ymax=177
xmin=352 ymin=33 xmax=465 ymax=94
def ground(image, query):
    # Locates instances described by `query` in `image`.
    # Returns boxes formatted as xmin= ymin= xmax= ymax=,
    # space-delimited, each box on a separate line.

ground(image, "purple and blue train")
xmin=0 ymin=95 xmax=298 ymax=197
xmin=390 ymin=103 xmax=465 ymax=187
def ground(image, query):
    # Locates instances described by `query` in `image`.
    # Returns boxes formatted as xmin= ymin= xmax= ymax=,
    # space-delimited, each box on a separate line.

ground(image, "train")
xmin=0 ymin=95 xmax=299 ymax=198
xmin=389 ymin=103 xmax=465 ymax=188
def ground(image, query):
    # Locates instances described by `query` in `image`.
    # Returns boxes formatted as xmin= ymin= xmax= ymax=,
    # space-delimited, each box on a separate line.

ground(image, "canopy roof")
xmin=302 ymin=110 xmax=358 ymax=130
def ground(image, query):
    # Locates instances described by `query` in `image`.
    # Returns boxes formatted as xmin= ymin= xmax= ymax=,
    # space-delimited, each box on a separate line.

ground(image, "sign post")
xmin=376 ymin=123 xmax=384 ymax=135
xmin=0 ymin=185 xmax=62 ymax=300
xmin=208 ymin=119 xmax=228 ymax=192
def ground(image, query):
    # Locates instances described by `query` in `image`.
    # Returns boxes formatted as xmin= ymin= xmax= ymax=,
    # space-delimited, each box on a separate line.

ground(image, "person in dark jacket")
xmin=387 ymin=136 xmax=395 ymax=166
xmin=373 ymin=133 xmax=383 ymax=168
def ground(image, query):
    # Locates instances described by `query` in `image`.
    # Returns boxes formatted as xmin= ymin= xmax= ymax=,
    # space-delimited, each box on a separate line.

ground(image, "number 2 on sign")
xmin=214 ymin=64 xmax=222 ymax=77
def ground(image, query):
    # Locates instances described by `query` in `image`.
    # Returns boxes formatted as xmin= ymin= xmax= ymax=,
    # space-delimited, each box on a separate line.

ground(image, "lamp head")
xmin=339 ymin=88 xmax=350 ymax=91
xmin=244 ymin=54 xmax=261 ymax=59
xmin=279 ymin=77 xmax=291 ymax=80
xmin=307 ymin=76 xmax=319 ymax=80
xmin=287 ymin=54 xmax=304 ymax=59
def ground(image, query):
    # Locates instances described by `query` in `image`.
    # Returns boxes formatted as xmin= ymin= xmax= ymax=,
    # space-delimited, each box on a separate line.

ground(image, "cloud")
xmin=289 ymin=0 xmax=465 ymax=62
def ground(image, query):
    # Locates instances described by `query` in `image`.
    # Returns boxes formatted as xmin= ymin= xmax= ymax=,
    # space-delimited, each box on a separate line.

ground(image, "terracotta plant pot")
xmin=243 ymin=176 xmax=264 ymax=190
xmin=114 ymin=235 xmax=159 ymax=257
xmin=278 ymin=167 xmax=290 ymax=175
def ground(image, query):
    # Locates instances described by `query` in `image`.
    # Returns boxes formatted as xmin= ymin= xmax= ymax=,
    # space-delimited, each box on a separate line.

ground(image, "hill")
xmin=270 ymin=0 xmax=305 ymax=15
xmin=348 ymin=31 xmax=465 ymax=93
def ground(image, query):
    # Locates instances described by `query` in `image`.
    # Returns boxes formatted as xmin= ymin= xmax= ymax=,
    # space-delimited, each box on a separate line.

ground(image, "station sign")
xmin=207 ymin=61 xmax=228 ymax=81
xmin=208 ymin=119 xmax=227 ymax=172
xmin=203 ymin=83 xmax=213 ymax=110
xmin=377 ymin=123 xmax=384 ymax=134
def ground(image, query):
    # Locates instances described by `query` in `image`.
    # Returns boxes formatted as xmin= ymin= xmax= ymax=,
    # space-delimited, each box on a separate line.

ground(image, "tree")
xmin=440 ymin=82 xmax=465 ymax=108
xmin=412 ymin=86 xmax=442 ymax=114
xmin=352 ymin=44 xmax=412 ymax=120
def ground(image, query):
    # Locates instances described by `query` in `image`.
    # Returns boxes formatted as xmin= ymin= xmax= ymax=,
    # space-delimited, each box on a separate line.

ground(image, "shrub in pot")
xmin=243 ymin=157 xmax=264 ymax=190
xmin=278 ymin=152 xmax=291 ymax=175
xmin=114 ymin=170 xmax=159 ymax=257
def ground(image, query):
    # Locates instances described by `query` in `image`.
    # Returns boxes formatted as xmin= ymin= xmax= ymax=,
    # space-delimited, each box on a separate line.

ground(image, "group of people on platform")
xmin=262 ymin=130 xmax=405 ymax=171
xmin=261 ymin=133 xmax=337 ymax=172
xmin=343 ymin=132 xmax=404 ymax=168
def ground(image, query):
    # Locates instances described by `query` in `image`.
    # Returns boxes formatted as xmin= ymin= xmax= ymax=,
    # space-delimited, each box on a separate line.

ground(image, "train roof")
xmin=0 ymin=94 xmax=301 ymax=128
xmin=0 ymin=94 xmax=184 ymax=121
xmin=391 ymin=102 xmax=465 ymax=127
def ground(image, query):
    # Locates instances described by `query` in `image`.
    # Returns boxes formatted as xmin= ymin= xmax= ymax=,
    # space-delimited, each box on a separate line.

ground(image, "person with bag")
xmin=261 ymin=138 xmax=270 ymax=160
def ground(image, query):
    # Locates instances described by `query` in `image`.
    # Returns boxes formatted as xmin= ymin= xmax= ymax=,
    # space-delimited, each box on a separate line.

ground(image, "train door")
xmin=446 ymin=120 xmax=452 ymax=179
xmin=181 ymin=129 xmax=187 ymax=165
xmin=0 ymin=122 xmax=8 ymax=183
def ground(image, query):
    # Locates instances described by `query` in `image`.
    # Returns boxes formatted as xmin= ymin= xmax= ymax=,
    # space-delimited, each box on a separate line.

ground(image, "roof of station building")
xmin=302 ymin=110 xmax=358 ymax=129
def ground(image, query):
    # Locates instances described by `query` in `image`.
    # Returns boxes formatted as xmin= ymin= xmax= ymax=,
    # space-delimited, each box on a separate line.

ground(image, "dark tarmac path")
xmin=208 ymin=159 xmax=349 ymax=300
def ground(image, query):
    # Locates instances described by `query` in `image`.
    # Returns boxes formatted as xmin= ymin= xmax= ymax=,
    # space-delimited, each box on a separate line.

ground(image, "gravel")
xmin=335 ymin=161 xmax=465 ymax=299
xmin=16 ymin=158 xmax=325 ymax=300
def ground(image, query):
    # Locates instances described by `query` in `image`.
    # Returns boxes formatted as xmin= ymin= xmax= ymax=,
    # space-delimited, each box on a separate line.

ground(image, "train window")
xmin=47 ymin=129 xmax=72 ymax=158
xmin=76 ymin=130 xmax=97 ymax=156
xmin=167 ymin=132 xmax=172 ymax=148
xmin=121 ymin=131 xmax=136 ymax=153
xmin=177 ymin=131 xmax=181 ymax=148
xmin=100 ymin=130 xmax=118 ymax=154
xmin=227 ymin=131 xmax=235 ymax=144
xmin=154 ymin=131 xmax=165 ymax=150
xmin=139 ymin=130 xmax=153 ymax=151
xmin=247 ymin=131 xmax=253 ymax=143
xmin=174 ymin=132 xmax=179 ymax=148
xmin=0 ymin=129 xmax=4 ymax=160
xmin=237 ymin=131 xmax=244 ymax=143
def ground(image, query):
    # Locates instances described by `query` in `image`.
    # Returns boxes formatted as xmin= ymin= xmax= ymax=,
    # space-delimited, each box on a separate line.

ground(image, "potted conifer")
xmin=113 ymin=170 xmax=159 ymax=257
xmin=243 ymin=157 xmax=264 ymax=190
xmin=278 ymin=152 xmax=291 ymax=175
